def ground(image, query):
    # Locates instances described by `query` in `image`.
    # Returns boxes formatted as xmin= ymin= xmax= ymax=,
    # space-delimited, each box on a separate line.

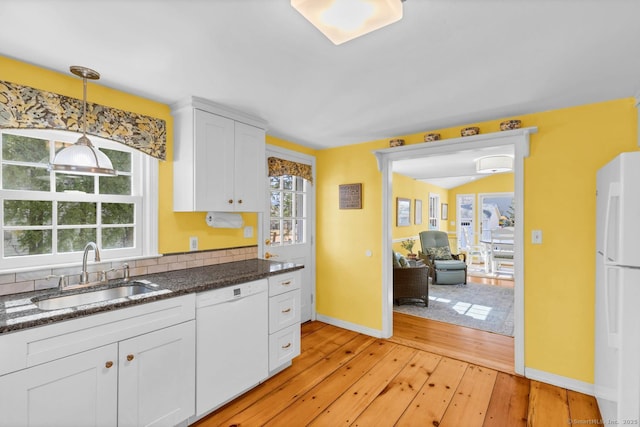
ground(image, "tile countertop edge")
xmin=0 ymin=259 xmax=304 ymax=335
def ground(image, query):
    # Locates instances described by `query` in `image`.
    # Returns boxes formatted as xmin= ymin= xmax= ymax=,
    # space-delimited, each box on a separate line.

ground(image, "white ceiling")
xmin=392 ymin=144 xmax=514 ymax=189
xmin=1 ymin=1 xmax=640 ymax=176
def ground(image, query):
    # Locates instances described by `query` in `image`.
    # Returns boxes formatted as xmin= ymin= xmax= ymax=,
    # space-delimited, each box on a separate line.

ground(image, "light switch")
xmin=531 ymin=230 xmax=542 ymax=244
xmin=189 ymin=236 xmax=198 ymax=251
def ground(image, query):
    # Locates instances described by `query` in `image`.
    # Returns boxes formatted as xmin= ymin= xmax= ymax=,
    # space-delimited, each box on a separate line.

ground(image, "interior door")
xmin=262 ymin=147 xmax=315 ymax=323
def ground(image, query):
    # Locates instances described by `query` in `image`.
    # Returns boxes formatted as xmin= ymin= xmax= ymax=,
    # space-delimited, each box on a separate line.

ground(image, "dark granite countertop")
xmin=0 ymin=259 xmax=303 ymax=335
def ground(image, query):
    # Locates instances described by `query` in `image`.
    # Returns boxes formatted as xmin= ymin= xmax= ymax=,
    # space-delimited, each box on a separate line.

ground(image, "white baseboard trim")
xmin=315 ymin=314 xmax=384 ymax=338
xmin=525 ymin=367 xmax=594 ymax=396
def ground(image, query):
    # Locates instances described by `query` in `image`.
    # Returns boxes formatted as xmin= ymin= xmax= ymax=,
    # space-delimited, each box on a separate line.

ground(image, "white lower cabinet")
xmin=268 ymin=271 xmax=302 ymax=372
xmin=118 ymin=321 xmax=195 ymax=427
xmin=0 ymin=295 xmax=196 ymax=427
xmin=0 ymin=344 xmax=118 ymax=427
xmin=0 ymin=272 xmax=304 ymax=426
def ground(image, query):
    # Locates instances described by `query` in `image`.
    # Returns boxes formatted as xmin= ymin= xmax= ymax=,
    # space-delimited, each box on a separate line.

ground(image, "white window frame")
xmin=428 ymin=193 xmax=440 ymax=230
xmin=268 ymin=175 xmax=309 ymax=246
xmin=0 ymin=129 xmax=158 ymax=272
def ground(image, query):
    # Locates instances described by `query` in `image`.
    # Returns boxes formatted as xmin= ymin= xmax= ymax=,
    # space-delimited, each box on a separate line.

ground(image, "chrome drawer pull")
xmin=281 ymin=343 xmax=292 ymax=349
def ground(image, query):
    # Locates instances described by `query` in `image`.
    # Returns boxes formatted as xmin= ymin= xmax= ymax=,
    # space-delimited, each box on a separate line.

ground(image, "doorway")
xmin=260 ymin=145 xmax=316 ymax=323
xmin=374 ymin=128 xmax=536 ymax=375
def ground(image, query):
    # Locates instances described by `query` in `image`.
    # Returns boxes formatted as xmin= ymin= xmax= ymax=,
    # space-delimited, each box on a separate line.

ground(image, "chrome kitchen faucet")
xmin=80 ymin=242 xmax=100 ymax=285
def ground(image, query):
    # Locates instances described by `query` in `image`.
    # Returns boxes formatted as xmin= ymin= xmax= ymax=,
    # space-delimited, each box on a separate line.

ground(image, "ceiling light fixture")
xmin=50 ymin=66 xmax=116 ymax=176
xmin=291 ymin=0 xmax=404 ymax=45
xmin=476 ymin=155 xmax=513 ymax=174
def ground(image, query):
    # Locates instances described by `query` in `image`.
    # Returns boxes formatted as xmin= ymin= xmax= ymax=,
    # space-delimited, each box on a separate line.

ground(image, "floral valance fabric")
xmin=0 ymin=80 xmax=166 ymax=160
xmin=268 ymin=157 xmax=313 ymax=183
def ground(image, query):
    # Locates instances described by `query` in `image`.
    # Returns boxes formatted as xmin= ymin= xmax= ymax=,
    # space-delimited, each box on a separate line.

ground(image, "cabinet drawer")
xmin=268 ymin=323 xmax=300 ymax=371
xmin=268 ymin=271 xmax=301 ymax=297
xmin=268 ymin=290 xmax=300 ymax=334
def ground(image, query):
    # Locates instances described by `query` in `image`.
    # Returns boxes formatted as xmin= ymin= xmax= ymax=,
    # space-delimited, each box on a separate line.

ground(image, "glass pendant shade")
xmin=53 ymin=135 xmax=116 ymax=176
xmin=50 ymin=66 xmax=116 ymax=176
xmin=291 ymin=0 xmax=403 ymax=45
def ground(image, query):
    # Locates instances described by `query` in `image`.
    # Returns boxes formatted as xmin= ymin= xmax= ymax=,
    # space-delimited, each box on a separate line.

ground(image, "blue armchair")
xmin=418 ymin=231 xmax=467 ymax=285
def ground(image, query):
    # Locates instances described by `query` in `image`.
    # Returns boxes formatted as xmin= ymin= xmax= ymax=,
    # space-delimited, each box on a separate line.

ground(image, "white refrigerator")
xmin=595 ymin=151 xmax=640 ymax=423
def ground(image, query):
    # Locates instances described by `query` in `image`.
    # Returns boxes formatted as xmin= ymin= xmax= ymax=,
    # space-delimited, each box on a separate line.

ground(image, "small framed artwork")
xmin=397 ymin=198 xmax=411 ymax=226
xmin=414 ymin=199 xmax=422 ymax=225
xmin=441 ymin=203 xmax=448 ymax=220
xmin=339 ymin=183 xmax=362 ymax=209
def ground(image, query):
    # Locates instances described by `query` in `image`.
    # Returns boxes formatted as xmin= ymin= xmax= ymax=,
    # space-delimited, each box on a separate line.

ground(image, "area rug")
xmin=394 ymin=282 xmax=514 ymax=336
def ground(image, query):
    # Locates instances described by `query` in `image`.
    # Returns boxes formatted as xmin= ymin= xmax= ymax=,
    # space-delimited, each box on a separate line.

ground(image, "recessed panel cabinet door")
xmin=0 ymin=344 xmax=118 ymax=427
xmin=234 ymin=121 xmax=266 ymax=211
xmin=117 ymin=320 xmax=195 ymax=427
xmin=194 ymin=110 xmax=235 ymax=211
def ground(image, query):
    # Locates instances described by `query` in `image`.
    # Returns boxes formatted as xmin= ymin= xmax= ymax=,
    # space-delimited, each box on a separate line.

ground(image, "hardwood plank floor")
xmin=390 ymin=312 xmax=514 ymax=373
xmin=194 ymin=316 xmax=601 ymax=426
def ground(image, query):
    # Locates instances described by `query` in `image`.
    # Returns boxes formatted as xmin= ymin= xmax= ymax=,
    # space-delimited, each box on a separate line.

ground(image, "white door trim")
xmin=373 ymin=127 xmax=537 ymax=376
xmin=262 ymin=144 xmax=317 ymax=321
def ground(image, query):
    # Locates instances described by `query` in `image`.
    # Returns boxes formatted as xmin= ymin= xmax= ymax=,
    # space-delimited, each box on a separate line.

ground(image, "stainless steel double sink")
xmin=33 ymin=283 xmax=161 ymax=311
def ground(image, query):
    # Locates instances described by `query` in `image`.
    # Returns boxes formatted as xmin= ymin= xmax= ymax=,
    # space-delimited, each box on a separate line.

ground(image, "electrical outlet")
xmin=189 ymin=236 xmax=198 ymax=251
xmin=243 ymin=226 xmax=253 ymax=238
xmin=531 ymin=230 xmax=543 ymax=244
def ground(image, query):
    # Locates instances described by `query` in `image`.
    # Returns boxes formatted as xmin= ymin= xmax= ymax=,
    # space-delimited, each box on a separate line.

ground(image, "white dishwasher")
xmin=195 ymin=279 xmax=268 ymax=417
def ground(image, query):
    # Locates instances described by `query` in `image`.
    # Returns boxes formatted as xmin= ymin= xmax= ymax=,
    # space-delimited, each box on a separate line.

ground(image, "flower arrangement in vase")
xmin=400 ymin=238 xmax=417 ymax=259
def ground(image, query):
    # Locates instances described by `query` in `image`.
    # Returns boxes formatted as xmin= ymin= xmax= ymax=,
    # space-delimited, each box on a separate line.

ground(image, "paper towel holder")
xmin=205 ymin=212 xmax=244 ymax=229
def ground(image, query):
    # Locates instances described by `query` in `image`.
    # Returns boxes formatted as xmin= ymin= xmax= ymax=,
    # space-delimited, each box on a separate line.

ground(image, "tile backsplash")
xmin=0 ymin=246 xmax=258 ymax=297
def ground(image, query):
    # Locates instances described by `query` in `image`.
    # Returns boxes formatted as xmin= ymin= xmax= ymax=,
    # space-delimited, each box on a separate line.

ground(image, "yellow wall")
xmin=315 ymin=98 xmax=638 ymax=384
xmin=391 ymin=173 xmax=448 ymax=255
xmin=266 ymin=134 xmax=317 ymax=156
xmin=315 ymin=141 xmax=385 ymax=329
xmin=1 ymin=56 xmax=258 ymax=254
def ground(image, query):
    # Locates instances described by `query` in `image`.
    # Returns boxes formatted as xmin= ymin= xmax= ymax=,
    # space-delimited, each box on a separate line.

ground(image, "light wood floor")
xmin=194 ymin=314 xmax=601 ymax=427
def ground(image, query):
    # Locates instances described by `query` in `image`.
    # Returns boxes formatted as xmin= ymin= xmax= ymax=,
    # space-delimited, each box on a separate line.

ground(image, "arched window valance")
xmin=0 ymin=80 xmax=166 ymax=160
xmin=268 ymin=156 xmax=313 ymax=184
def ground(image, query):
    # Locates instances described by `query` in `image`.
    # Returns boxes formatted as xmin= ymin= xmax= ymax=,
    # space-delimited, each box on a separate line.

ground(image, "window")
xmin=269 ymin=175 xmax=307 ymax=245
xmin=1 ymin=129 xmax=153 ymax=270
xmin=428 ymin=193 xmax=440 ymax=230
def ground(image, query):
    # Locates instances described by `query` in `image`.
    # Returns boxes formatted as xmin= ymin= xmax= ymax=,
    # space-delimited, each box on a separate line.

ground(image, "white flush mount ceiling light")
xmin=476 ymin=155 xmax=514 ymax=174
xmin=50 ymin=66 xmax=116 ymax=176
xmin=291 ymin=0 xmax=404 ymax=45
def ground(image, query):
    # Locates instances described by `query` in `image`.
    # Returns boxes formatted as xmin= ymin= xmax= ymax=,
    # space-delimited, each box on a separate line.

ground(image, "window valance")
xmin=0 ymin=80 xmax=166 ymax=160
xmin=268 ymin=156 xmax=313 ymax=183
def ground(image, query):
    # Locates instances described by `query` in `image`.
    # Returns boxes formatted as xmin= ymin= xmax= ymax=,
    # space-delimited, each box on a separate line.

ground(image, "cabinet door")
xmin=0 ymin=344 xmax=118 ymax=427
xmin=234 ymin=121 xmax=266 ymax=211
xmin=118 ymin=321 xmax=195 ymax=427
xmin=194 ymin=109 xmax=235 ymax=211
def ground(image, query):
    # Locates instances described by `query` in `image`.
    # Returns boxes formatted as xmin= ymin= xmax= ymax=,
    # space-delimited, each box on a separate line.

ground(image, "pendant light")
xmin=50 ymin=66 xmax=116 ymax=176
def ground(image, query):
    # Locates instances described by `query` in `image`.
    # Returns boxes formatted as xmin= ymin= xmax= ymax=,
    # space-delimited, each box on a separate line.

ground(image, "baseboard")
xmin=525 ymin=367 xmax=594 ymax=396
xmin=315 ymin=314 xmax=384 ymax=338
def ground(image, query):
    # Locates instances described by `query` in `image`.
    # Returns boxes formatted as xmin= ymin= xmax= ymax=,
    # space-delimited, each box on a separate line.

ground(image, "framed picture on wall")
xmin=441 ymin=203 xmax=448 ymax=220
xmin=397 ymin=198 xmax=411 ymax=226
xmin=339 ymin=183 xmax=362 ymax=209
xmin=414 ymin=199 xmax=422 ymax=225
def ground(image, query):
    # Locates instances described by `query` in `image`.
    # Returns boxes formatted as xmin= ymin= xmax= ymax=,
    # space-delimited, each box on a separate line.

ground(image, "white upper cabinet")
xmin=172 ymin=97 xmax=267 ymax=212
